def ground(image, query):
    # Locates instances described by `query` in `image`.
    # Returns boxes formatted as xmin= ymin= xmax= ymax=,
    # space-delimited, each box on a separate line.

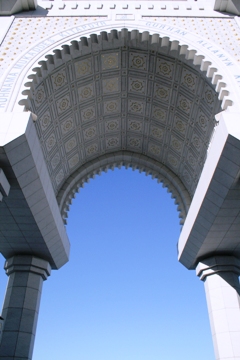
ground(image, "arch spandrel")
xmin=18 ymin=29 xmax=223 ymax=223
xmin=5 ymin=20 xmax=239 ymax=115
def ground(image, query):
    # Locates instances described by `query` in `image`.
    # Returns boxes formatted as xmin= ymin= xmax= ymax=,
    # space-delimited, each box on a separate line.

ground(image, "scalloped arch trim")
xmin=58 ymin=152 xmax=191 ymax=225
xmin=19 ymin=28 xmax=233 ymax=111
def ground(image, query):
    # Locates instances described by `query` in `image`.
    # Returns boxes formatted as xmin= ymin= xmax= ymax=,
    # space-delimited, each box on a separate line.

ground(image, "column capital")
xmin=196 ymin=255 xmax=240 ymax=281
xmin=4 ymin=255 xmax=51 ymax=280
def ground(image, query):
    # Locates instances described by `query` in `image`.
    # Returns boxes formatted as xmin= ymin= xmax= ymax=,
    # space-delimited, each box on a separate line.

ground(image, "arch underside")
xmin=20 ymin=29 xmax=223 ymax=223
xmin=57 ymin=151 xmax=192 ymax=224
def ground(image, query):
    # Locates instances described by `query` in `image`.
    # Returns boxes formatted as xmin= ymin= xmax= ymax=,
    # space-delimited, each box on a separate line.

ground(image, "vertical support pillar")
xmin=196 ymin=256 xmax=240 ymax=360
xmin=0 ymin=255 xmax=51 ymax=360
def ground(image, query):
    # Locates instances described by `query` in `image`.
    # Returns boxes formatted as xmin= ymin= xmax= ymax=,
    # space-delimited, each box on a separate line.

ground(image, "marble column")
xmin=0 ymin=255 xmax=51 ymax=360
xmin=196 ymin=256 xmax=240 ymax=360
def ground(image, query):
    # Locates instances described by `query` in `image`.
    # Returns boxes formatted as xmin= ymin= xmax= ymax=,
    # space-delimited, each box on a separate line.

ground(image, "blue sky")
xmin=0 ymin=168 xmax=214 ymax=359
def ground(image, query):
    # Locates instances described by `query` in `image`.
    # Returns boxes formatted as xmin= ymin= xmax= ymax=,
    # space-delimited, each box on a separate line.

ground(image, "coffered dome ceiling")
xmin=21 ymin=29 xmax=222 ymax=223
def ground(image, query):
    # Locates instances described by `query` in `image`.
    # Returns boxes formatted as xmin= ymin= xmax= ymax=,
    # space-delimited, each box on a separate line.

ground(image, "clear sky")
xmin=0 ymin=168 xmax=214 ymax=359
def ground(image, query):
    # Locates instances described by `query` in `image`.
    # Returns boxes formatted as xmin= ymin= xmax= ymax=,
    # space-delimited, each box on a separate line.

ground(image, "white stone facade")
xmin=0 ymin=1 xmax=240 ymax=359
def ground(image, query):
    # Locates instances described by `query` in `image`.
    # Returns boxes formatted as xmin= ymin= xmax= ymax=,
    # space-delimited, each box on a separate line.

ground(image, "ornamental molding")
xmin=1 ymin=20 xmax=240 ymax=113
xmin=57 ymin=151 xmax=192 ymax=225
xmin=214 ymin=0 xmax=240 ymax=15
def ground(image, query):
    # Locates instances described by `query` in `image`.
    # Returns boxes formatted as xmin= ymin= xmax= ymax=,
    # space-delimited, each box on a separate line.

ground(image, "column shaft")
xmin=0 ymin=255 xmax=51 ymax=360
xmin=197 ymin=256 xmax=240 ymax=360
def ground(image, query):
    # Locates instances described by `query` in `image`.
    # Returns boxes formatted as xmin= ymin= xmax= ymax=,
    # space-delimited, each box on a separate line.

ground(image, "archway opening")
xmin=11 ymin=29 xmax=229 ymax=357
xmin=31 ymin=168 xmax=214 ymax=360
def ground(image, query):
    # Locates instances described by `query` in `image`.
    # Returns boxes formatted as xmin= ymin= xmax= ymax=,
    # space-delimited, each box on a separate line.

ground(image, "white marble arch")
xmin=1 ymin=21 xmax=240 ymax=360
xmin=0 ymin=21 xmax=239 ymax=266
xmin=12 ymin=25 xmax=238 ymax=223
xmin=10 ymin=25 xmax=240 ymax=268
xmin=1 ymin=23 xmax=238 ymax=252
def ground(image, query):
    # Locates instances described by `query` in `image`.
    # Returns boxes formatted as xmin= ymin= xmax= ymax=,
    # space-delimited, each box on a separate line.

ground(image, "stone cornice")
xmin=0 ymin=0 xmax=37 ymax=16
xmin=214 ymin=0 xmax=240 ymax=15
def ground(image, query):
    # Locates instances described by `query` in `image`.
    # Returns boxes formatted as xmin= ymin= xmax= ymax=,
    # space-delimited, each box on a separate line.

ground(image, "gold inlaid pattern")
xmin=51 ymin=71 xmax=67 ymax=90
xmin=101 ymin=53 xmax=119 ymax=70
xmin=68 ymin=154 xmax=80 ymax=169
xmin=75 ymin=58 xmax=92 ymax=77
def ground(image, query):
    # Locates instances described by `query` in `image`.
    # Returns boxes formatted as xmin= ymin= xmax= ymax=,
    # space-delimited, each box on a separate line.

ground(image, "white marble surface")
xmin=0 ymin=255 xmax=50 ymax=359
xmin=197 ymin=256 xmax=240 ymax=360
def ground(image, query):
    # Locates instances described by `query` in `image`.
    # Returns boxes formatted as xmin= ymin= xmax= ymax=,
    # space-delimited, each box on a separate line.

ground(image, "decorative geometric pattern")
xmin=101 ymin=53 xmax=119 ymax=70
xmin=191 ymin=133 xmax=202 ymax=152
xmin=104 ymin=100 xmax=120 ymax=114
xmin=56 ymin=95 xmax=71 ymax=114
xmin=26 ymin=35 xmax=222 ymax=198
xmin=81 ymin=106 xmax=96 ymax=122
xmin=56 ymin=169 xmax=65 ymax=185
xmin=61 ymin=118 xmax=74 ymax=135
xmin=51 ymin=153 xmax=61 ymax=170
xmin=102 ymin=78 xmax=120 ymax=94
xmin=105 ymin=119 xmax=119 ymax=133
xmin=78 ymin=84 xmax=94 ymax=101
xmin=197 ymin=111 xmax=208 ymax=131
xmin=68 ymin=154 xmax=80 ymax=169
xmin=168 ymin=154 xmax=179 ymax=169
xmin=51 ymin=70 xmax=67 ymax=91
xmin=152 ymin=106 xmax=167 ymax=122
xmin=128 ymin=137 xmax=142 ymax=149
xmin=177 ymin=95 xmax=192 ymax=115
xmin=106 ymin=137 xmax=120 ymax=148
xmin=83 ymin=126 xmax=97 ymax=141
xmin=187 ymin=152 xmax=197 ymax=169
xmin=40 ymin=111 xmax=51 ymax=131
xmin=129 ymin=78 xmax=146 ymax=94
xmin=182 ymin=169 xmax=191 ymax=185
xmin=204 ymin=85 xmax=215 ymax=108
xmin=65 ymin=137 xmax=77 ymax=153
xmin=154 ymin=84 xmax=171 ymax=102
xmin=130 ymin=52 xmax=147 ymax=70
xmin=156 ymin=58 xmax=174 ymax=79
xmin=128 ymin=100 xmax=144 ymax=114
xmin=1 ymin=16 xmax=239 ymax=82
xmin=181 ymin=69 xmax=198 ymax=92
xmin=150 ymin=125 xmax=164 ymax=140
xmin=149 ymin=143 xmax=161 ymax=156
xmin=86 ymin=143 xmax=98 ymax=156
xmin=35 ymin=85 xmax=46 ymax=108
xmin=46 ymin=133 xmax=56 ymax=152
xmin=170 ymin=135 xmax=183 ymax=154
xmin=75 ymin=58 xmax=92 ymax=78
xmin=128 ymin=120 xmax=142 ymax=132
xmin=173 ymin=117 xmax=187 ymax=135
